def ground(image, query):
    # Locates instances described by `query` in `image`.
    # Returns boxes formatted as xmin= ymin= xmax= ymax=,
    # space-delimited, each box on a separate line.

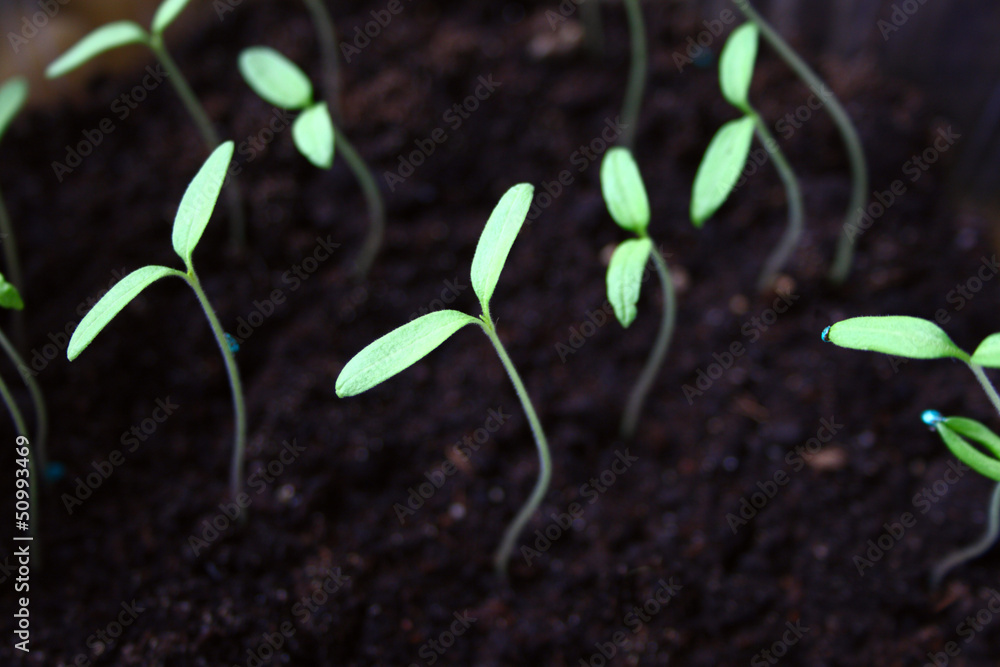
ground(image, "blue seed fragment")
xmin=44 ymin=461 xmax=66 ymax=483
xmin=225 ymin=333 xmax=240 ymax=353
xmin=921 ymin=410 xmax=944 ymax=426
xmin=821 ymin=326 xmax=831 ymax=342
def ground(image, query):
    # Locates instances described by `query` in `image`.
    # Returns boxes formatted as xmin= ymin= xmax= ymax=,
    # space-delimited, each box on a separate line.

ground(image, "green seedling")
xmin=601 ymin=148 xmax=675 ymax=439
xmin=732 ymin=0 xmax=868 ymax=283
xmin=691 ymin=22 xmax=803 ymax=292
xmin=822 ymin=316 xmax=1000 ymax=585
xmin=0 ymin=77 xmax=29 ymax=346
xmin=45 ymin=0 xmax=246 ymax=246
xmin=239 ymin=46 xmax=384 ymax=279
xmin=336 ymin=184 xmax=549 ymax=576
xmin=301 ymin=0 xmax=343 ymax=122
xmin=67 ymin=143 xmax=248 ymax=499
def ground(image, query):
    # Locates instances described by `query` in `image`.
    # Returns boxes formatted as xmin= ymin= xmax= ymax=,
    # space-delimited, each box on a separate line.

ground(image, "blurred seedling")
xmin=239 ymin=46 xmax=384 ymax=279
xmin=601 ymin=148 xmax=675 ymax=439
xmin=336 ymin=184 xmax=550 ymax=577
xmin=67 ymin=143 xmax=248 ymax=500
xmin=823 ymin=316 xmax=1000 ymax=586
xmin=45 ymin=0 xmax=246 ymax=246
xmin=0 ymin=77 xmax=28 ymax=347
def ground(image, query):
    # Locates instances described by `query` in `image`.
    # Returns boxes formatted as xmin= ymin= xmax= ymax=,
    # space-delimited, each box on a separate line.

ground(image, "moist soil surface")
xmin=2 ymin=1 xmax=999 ymax=665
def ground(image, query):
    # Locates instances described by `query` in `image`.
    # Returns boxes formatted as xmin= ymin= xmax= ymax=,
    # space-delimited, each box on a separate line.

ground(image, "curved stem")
xmin=478 ymin=318 xmax=552 ymax=577
xmin=0 ymin=367 xmax=38 ymax=557
xmin=185 ymin=272 xmax=247 ymax=499
xmin=334 ymin=128 xmax=385 ymax=280
xmin=620 ymin=0 xmax=647 ymax=149
xmin=930 ymin=480 xmax=1000 ymax=589
xmin=751 ymin=110 xmax=804 ymax=291
xmin=302 ymin=0 xmax=343 ymax=124
xmin=0 ymin=190 xmax=25 ymax=347
xmin=731 ymin=0 xmax=868 ymax=284
xmin=150 ymin=40 xmax=246 ymax=247
xmin=621 ymin=245 xmax=675 ymax=439
xmin=969 ymin=363 xmax=1000 ymax=418
xmin=0 ymin=327 xmax=46 ymax=474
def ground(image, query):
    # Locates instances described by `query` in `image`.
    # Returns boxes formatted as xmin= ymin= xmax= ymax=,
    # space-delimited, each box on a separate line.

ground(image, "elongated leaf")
xmin=46 ymin=22 xmax=149 ymax=78
xmin=607 ymin=238 xmax=653 ymax=328
xmin=292 ymin=102 xmax=335 ymax=169
xmin=0 ymin=78 xmax=29 ymax=142
xmin=971 ymin=333 xmax=1000 ymax=368
xmin=336 ymin=310 xmax=478 ymax=397
xmin=690 ymin=116 xmax=755 ymax=226
xmin=152 ymin=0 xmax=192 ymax=35
xmin=720 ymin=23 xmax=759 ymax=109
xmin=822 ymin=316 xmax=969 ymax=361
xmin=238 ymin=47 xmax=313 ymax=110
xmin=172 ymin=142 xmax=235 ymax=267
xmin=935 ymin=421 xmax=1000 ymax=482
xmin=944 ymin=417 xmax=1000 ymax=459
xmin=470 ymin=183 xmax=534 ymax=311
xmin=67 ymin=266 xmax=181 ymax=360
xmin=601 ymin=148 xmax=650 ymax=233
xmin=0 ymin=274 xmax=23 ymax=311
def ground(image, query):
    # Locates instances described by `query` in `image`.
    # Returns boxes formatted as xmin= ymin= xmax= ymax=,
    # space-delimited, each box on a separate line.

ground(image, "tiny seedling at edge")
xmin=67 ymin=142 xmax=248 ymax=499
xmin=336 ymin=184 xmax=550 ymax=577
xmin=601 ymin=148 xmax=676 ymax=439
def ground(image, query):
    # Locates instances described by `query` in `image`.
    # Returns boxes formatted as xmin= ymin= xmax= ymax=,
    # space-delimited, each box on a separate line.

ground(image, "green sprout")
xmin=45 ymin=0 xmax=246 ymax=246
xmin=601 ymin=148 xmax=675 ymax=439
xmin=239 ymin=46 xmax=385 ymax=279
xmin=0 ymin=77 xmax=28 ymax=341
xmin=300 ymin=0 xmax=343 ymax=122
xmin=691 ymin=22 xmax=803 ymax=292
xmin=732 ymin=0 xmax=868 ymax=283
xmin=822 ymin=316 xmax=1000 ymax=585
xmin=620 ymin=0 xmax=647 ymax=150
xmin=67 ymin=142 xmax=248 ymax=499
xmin=335 ymin=184 xmax=550 ymax=577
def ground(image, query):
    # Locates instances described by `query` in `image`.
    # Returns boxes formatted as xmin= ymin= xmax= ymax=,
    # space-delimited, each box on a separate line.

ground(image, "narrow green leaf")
xmin=292 ymin=102 xmax=335 ymax=169
xmin=336 ymin=310 xmax=478 ymax=397
xmin=470 ymin=183 xmax=534 ymax=311
xmin=720 ymin=23 xmax=759 ymax=109
xmin=607 ymin=238 xmax=653 ymax=328
xmin=971 ymin=333 xmax=1000 ymax=368
xmin=46 ymin=22 xmax=149 ymax=78
xmin=601 ymin=147 xmax=650 ymax=233
xmin=690 ymin=116 xmax=755 ymax=226
xmin=152 ymin=0 xmax=192 ymax=35
xmin=935 ymin=422 xmax=1000 ymax=482
xmin=944 ymin=417 xmax=1000 ymax=459
xmin=822 ymin=316 xmax=969 ymax=361
xmin=0 ymin=77 xmax=29 ymax=142
xmin=67 ymin=266 xmax=182 ymax=360
xmin=171 ymin=142 xmax=235 ymax=267
xmin=238 ymin=47 xmax=313 ymax=110
xmin=0 ymin=274 xmax=23 ymax=311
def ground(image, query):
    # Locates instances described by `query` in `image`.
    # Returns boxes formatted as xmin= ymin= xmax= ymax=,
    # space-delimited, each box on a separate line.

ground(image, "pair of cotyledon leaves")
xmin=824 ymin=315 xmax=1000 ymax=481
xmin=66 ymin=142 xmax=235 ymax=361
xmin=335 ymin=184 xmax=535 ymax=398
xmin=690 ymin=23 xmax=760 ymax=227
xmin=238 ymin=47 xmax=335 ymax=170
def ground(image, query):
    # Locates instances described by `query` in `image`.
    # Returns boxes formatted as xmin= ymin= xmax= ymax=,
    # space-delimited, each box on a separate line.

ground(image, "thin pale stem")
xmin=150 ymin=39 xmax=246 ymax=247
xmin=620 ymin=0 xmax=647 ymax=149
xmin=969 ymin=363 xmax=1000 ymax=418
xmin=0 ymin=189 xmax=25 ymax=348
xmin=478 ymin=317 xmax=552 ymax=577
xmin=302 ymin=0 xmax=343 ymax=124
xmin=751 ymin=111 xmax=804 ymax=291
xmin=580 ymin=0 xmax=605 ymax=57
xmin=0 ymin=365 xmax=38 ymax=559
xmin=186 ymin=272 xmax=247 ymax=499
xmin=0 ymin=326 xmax=46 ymax=474
xmin=621 ymin=245 xmax=675 ymax=439
xmin=732 ymin=0 xmax=868 ymax=284
xmin=334 ymin=128 xmax=385 ymax=280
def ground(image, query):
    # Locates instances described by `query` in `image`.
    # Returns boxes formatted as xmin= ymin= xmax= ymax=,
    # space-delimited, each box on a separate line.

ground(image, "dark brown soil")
xmin=2 ymin=1 xmax=999 ymax=665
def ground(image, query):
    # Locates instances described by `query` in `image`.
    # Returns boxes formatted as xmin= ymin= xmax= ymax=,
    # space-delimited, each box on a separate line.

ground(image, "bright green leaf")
xmin=935 ymin=421 xmax=1000 ymax=482
xmin=46 ymin=22 xmax=149 ymax=78
xmin=720 ymin=23 xmax=759 ymax=109
xmin=0 ymin=77 xmax=29 ymax=142
xmin=470 ymin=183 xmax=534 ymax=312
xmin=607 ymin=238 xmax=653 ymax=328
xmin=172 ymin=142 xmax=235 ymax=267
xmin=0 ymin=273 xmax=23 ymax=311
xmin=944 ymin=417 xmax=1000 ymax=459
xmin=971 ymin=333 xmax=1000 ymax=368
xmin=67 ymin=265 xmax=182 ymax=360
xmin=292 ymin=102 xmax=335 ymax=169
xmin=822 ymin=316 xmax=969 ymax=361
xmin=601 ymin=147 xmax=650 ymax=234
xmin=690 ymin=116 xmax=755 ymax=226
xmin=335 ymin=310 xmax=478 ymax=397
xmin=151 ymin=0 xmax=192 ymax=35
xmin=238 ymin=47 xmax=313 ymax=110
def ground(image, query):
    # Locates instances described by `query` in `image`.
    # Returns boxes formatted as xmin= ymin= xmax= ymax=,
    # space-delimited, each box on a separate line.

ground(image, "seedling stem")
xmin=620 ymin=0 xmax=646 ymax=149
